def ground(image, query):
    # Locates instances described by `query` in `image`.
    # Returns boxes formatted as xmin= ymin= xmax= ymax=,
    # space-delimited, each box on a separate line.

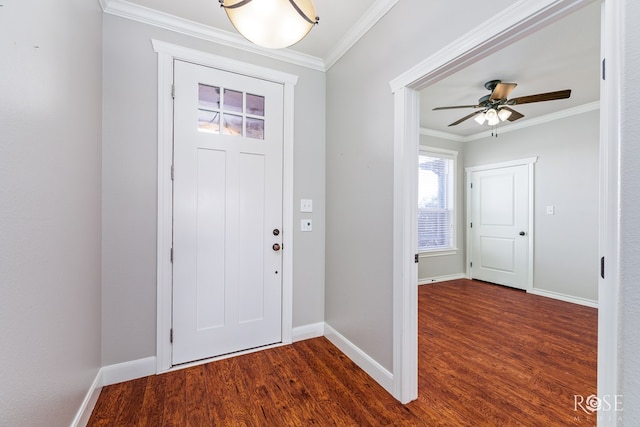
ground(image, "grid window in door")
xmin=197 ymin=83 xmax=265 ymax=139
xmin=418 ymin=149 xmax=456 ymax=252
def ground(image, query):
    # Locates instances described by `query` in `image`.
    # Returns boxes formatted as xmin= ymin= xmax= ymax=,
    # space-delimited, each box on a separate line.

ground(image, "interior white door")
xmin=172 ymin=60 xmax=284 ymax=365
xmin=470 ymin=164 xmax=529 ymax=290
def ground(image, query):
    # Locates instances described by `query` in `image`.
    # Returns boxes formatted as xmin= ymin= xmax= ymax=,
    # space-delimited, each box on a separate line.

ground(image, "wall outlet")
xmin=300 ymin=219 xmax=312 ymax=232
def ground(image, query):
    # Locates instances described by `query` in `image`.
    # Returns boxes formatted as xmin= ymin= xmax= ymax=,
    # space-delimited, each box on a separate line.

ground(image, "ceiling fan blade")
xmin=490 ymin=83 xmax=517 ymax=101
xmin=510 ymin=89 xmax=571 ymax=105
xmin=501 ymin=106 xmax=524 ymax=121
xmin=448 ymin=110 xmax=482 ymax=127
xmin=433 ymin=105 xmax=480 ymax=110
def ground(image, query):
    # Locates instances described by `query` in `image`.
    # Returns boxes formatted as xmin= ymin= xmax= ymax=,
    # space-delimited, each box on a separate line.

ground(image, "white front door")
xmin=469 ymin=164 xmax=530 ymax=290
xmin=172 ymin=59 xmax=284 ymax=365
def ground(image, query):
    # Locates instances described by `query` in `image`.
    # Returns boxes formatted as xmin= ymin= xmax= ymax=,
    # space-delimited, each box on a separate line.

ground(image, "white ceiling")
xmin=420 ymin=1 xmax=601 ymax=138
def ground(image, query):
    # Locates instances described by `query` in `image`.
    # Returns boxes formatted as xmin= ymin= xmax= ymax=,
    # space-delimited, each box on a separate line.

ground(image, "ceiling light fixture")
xmin=219 ymin=0 xmax=319 ymax=49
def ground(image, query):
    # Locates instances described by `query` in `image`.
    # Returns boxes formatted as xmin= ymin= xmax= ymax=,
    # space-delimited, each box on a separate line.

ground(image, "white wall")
xmin=0 ymin=0 xmax=103 ymax=425
xmin=620 ymin=0 xmax=640 ymax=420
xmin=325 ymin=0 xmax=514 ymax=372
xmin=101 ymin=14 xmax=326 ymax=365
xmin=464 ymin=111 xmax=600 ymax=303
xmin=418 ymin=135 xmax=466 ymax=282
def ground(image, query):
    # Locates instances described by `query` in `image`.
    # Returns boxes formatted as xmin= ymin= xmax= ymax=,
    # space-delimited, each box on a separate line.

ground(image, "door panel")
xmin=196 ymin=148 xmax=226 ymax=330
xmin=471 ymin=164 xmax=529 ymax=290
xmin=172 ymin=60 xmax=284 ymax=365
xmin=238 ymin=152 xmax=266 ymax=323
xmin=479 ymin=174 xmax=515 ymax=225
xmin=479 ymin=237 xmax=515 ymax=272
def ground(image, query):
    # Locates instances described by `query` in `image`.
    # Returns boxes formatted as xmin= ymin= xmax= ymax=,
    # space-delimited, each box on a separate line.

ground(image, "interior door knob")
xmin=519 ymin=231 xmax=526 ymax=236
xmin=272 ymin=243 xmax=281 ymax=251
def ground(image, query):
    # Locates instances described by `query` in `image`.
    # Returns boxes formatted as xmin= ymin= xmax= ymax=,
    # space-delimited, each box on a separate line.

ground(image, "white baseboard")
xmin=102 ymin=356 xmax=157 ymax=386
xmin=323 ymin=323 xmax=394 ymax=395
xmin=72 ymin=356 xmax=157 ymax=426
xmin=418 ymin=273 xmax=467 ymax=285
xmin=71 ymin=369 xmax=103 ymax=427
xmin=529 ymin=288 xmax=598 ymax=308
xmin=292 ymin=322 xmax=325 ymax=342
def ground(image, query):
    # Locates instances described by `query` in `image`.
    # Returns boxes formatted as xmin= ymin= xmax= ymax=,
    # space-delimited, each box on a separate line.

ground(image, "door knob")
xmin=273 ymin=229 xmax=280 ymax=236
xmin=272 ymin=243 xmax=281 ymax=251
xmin=519 ymin=231 xmax=526 ymax=236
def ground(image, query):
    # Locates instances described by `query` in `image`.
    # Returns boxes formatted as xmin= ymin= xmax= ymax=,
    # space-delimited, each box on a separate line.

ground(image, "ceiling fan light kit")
xmin=219 ymin=0 xmax=319 ymax=49
xmin=433 ymin=79 xmax=572 ymax=129
xmin=474 ymin=107 xmax=513 ymax=126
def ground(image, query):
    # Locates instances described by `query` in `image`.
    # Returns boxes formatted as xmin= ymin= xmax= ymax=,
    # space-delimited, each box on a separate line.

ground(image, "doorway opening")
xmin=390 ymin=0 xmax=619 ymax=407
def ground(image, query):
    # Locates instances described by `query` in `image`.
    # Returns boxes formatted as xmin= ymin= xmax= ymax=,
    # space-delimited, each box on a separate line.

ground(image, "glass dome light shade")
xmin=222 ymin=0 xmax=318 ymax=49
xmin=474 ymin=112 xmax=487 ymax=125
xmin=485 ymin=108 xmax=500 ymax=126
xmin=498 ymin=108 xmax=512 ymax=121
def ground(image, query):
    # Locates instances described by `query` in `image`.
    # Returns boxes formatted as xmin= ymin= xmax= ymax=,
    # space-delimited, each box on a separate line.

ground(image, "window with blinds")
xmin=418 ymin=149 xmax=456 ymax=252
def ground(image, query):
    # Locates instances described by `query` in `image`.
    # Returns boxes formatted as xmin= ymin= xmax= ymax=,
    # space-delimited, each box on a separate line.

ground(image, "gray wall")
xmin=325 ymin=0 xmax=514 ymax=372
xmin=465 ymin=111 xmax=600 ymax=302
xmin=0 ymin=0 xmax=103 ymax=425
xmin=418 ymin=135 xmax=466 ymax=282
xmin=102 ymin=15 xmax=326 ymax=365
xmin=620 ymin=0 xmax=640 ymax=420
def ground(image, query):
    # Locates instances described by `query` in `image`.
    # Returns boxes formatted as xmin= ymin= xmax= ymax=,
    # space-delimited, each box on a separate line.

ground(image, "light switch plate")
xmin=546 ymin=205 xmax=555 ymax=215
xmin=301 ymin=219 xmax=312 ymax=232
xmin=300 ymin=199 xmax=313 ymax=213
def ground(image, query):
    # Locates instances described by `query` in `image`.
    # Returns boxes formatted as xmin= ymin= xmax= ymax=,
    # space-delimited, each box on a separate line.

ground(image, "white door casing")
xmin=153 ymin=40 xmax=297 ymax=372
xmin=467 ymin=161 xmax=535 ymax=291
xmin=172 ymin=60 xmax=284 ymax=364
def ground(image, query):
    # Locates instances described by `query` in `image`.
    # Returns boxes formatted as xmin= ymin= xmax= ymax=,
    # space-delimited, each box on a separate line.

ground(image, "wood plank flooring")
xmin=88 ymin=279 xmax=597 ymax=426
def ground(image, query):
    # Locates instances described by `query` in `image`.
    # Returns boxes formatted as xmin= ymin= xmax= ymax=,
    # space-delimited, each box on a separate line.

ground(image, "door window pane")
xmin=224 ymin=89 xmax=243 ymax=113
xmin=198 ymin=110 xmax=220 ymax=133
xmin=198 ymin=84 xmax=220 ymax=110
xmin=246 ymin=118 xmax=264 ymax=140
xmin=222 ymin=114 xmax=243 ymax=136
xmin=247 ymin=93 xmax=265 ymax=116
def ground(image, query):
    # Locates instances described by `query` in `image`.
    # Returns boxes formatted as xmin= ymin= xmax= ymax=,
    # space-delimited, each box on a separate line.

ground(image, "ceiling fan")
xmin=433 ymin=80 xmax=571 ymax=127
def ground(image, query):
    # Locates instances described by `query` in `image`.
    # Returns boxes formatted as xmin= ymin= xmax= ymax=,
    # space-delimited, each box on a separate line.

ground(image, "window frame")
xmin=417 ymin=146 xmax=458 ymax=256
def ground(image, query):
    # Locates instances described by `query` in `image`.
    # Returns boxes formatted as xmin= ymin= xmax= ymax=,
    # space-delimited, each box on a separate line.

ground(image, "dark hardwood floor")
xmin=88 ymin=279 xmax=597 ymax=426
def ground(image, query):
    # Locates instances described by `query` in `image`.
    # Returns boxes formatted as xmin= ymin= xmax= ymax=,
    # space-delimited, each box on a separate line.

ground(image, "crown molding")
xmin=419 ymin=128 xmax=467 ymax=143
xmin=324 ymin=0 xmax=399 ymax=70
xmin=102 ymin=0 xmax=399 ymax=72
xmin=420 ymin=101 xmax=600 ymax=142
xmin=102 ymin=0 xmax=326 ymax=71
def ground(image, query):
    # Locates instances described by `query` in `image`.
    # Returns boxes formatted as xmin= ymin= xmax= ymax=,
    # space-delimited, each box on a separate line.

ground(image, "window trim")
xmin=417 ymin=146 xmax=458 ymax=255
